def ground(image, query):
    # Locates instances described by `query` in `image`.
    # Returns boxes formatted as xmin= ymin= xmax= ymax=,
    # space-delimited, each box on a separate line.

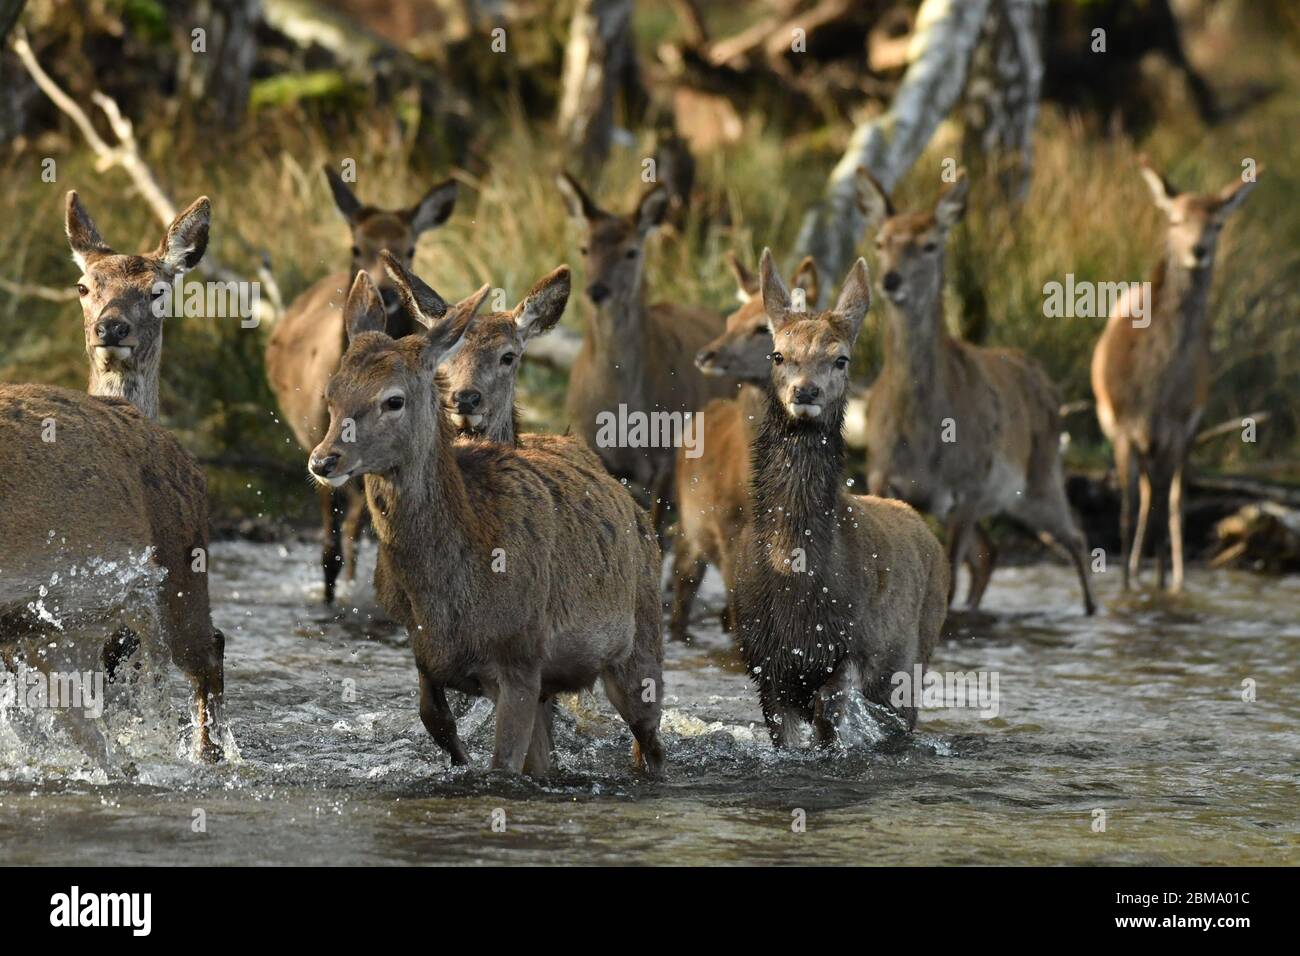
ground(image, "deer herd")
xmin=0 ymin=158 xmax=1259 ymax=775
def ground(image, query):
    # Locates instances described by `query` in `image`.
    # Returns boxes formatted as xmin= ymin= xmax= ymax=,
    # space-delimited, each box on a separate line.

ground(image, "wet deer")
xmin=266 ymin=166 xmax=457 ymax=602
xmin=0 ymin=192 xmax=225 ymax=760
xmin=1092 ymin=159 xmax=1260 ymax=592
xmin=669 ymin=253 xmax=818 ymax=641
xmin=307 ymin=257 xmax=665 ymax=776
xmin=733 ymin=250 xmax=949 ymax=745
xmin=436 ymin=267 xmax=571 ymax=445
xmin=556 ymin=172 xmax=731 ymax=536
xmin=858 ymin=169 xmax=1096 ymax=615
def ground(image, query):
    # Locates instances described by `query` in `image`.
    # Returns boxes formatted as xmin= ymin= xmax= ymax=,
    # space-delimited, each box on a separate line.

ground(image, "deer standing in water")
xmin=670 ymin=254 xmax=818 ymax=641
xmin=858 ymin=169 xmax=1096 ymax=615
xmin=266 ymin=166 xmax=457 ymax=602
xmin=1092 ymin=159 xmax=1260 ymax=592
xmin=307 ymin=257 xmax=665 ymax=776
xmin=733 ymin=250 xmax=949 ymax=745
xmin=0 ymin=192 xmax=225 ymax=760
xmin=556 ymin=172 xmax=731 ymax=537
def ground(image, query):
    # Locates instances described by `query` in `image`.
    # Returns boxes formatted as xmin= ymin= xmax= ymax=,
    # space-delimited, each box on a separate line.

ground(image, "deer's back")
xmin=266 ymin=272 xmax=351 ymax=452
xmin=644 ymin=302 xmax=733 ymax=412
xmin=0 ymin=385 xmax=213 ymax=653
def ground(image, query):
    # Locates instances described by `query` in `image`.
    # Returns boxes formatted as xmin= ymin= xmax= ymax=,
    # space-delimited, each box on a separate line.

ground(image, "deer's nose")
xmin=587 ymin=282 xmax=610 ymax=303
xmin=695 ymin=348 xmax=717 ymax=369
xmin=793 ymin=384 xmax=821 ymax=404
xmin=309 ymin=453 xmax=340 ymax=478
xmin=882 ymin=272 xmax=902 ymax=292
xmin=453 ymin=389 xmax=481 ymax=412
xmin=95 ymin=318 xmax=131 ymax=345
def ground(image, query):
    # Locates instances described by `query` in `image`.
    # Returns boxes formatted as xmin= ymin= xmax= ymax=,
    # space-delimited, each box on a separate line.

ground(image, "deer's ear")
xmin=1138 ymin=157 xmax=1178 ymax=216
xmin=66 ymin=191 xmax=113 ymax=270
xmin=423 ymin=284 xmax=488 ymax=369
xmin=324 ymin=165 xmax=363 ymax=222
xmin=344 ymin=271 xmax=387 ymax=339
xmin=635 ymin=184 xmax=670 ymax=235
xmin=409 ymin=178 xmax=458 ymax=234
xmin=154 ymin=196 xmax=210 ymax=274
xmin=556 ymin=171 xmax=600 ymax=223
xmin=792 ymin=256 xmax=820 ymax=306
xmin=380 ymin=250 xmax=448 ymax=329
xmin=833 ymin=257 xmax=872 ymax=342
xmin=934 ymin=171 xmax=968 ymax=230
xmin=1217 ymin=168 xmax=1261 ymax=217
xmin=855 ymin=167 xmax=894 ymax=226
xmin=726 ymin=251 xmax=759 ymax=301
xmin=513 ymin=265 xmax=570 ymax=340
xmin=759 ymin=248 xmax=795 ymax=333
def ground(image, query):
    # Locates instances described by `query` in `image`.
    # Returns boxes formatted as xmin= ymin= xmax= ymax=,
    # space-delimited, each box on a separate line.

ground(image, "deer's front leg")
xmin=419 ymin=672 xmax=469 ymax=766
xmin=491 ymin=671 xmax=541 ymax=773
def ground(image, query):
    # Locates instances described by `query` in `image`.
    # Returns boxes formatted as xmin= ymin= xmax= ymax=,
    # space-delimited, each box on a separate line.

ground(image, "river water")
xmin=1 ymin=539 xmax=1296 ymax=865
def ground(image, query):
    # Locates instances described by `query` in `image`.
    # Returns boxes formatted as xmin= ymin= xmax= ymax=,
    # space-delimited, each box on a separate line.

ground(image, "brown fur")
xmin=733 ymin=251 xmax=948 ymax=745
xmin=308 ymin=260 xmax=665 ymax=776
xmin=556 ymin=172 xmax=731 ymax=536
xmin=1092 ymin=159 xmax=1260 ymax=592
xmin=858 ymin=169 xmax=1095 ymax=614
xmin=265 ymin=167 xmax=457 ymax=602
xmin=0 ymin=385 xmax=224 ymax=759
xmin=669 ymin=254 xmax=818 ymax=641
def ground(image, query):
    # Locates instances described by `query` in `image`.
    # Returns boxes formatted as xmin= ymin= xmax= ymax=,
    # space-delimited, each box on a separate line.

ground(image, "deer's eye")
xmin=351 ymin=245 xmax=361 ymax=257
xmin=406 ymin=247 xmax=416 ymax=258
xmin=501 ymin=352 xmax=516 ymax=367
xmin=382 ymin=395 xmax=405 ymax=412
xmin=922 ymin=241 xmax=938 ymax=253
xmin=834 ymin=355 xmax=850 ymax=370
xmin=76 ymin=283 xmax=88 ymax=296
xmin=579 ymin=245 xmax=588 ymax=255
xmin=769 ymin=351 xmax=784 ymax=365
xmin=751 ymin=326 xmax=768 ymax=337
xmin=624 ymin=248 xmax=637 ymax=259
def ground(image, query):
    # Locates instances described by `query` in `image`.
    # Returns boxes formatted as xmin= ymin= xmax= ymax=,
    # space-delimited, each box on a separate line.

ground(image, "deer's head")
xmin=308 ymin=257 xmax=487 ymax=487
xmin=695 ymin=252 xmax=819 ymax=385
xmin=438 ymin=266 xmax=570 ymax=440
xmin=857 ymin=168 xmax=966 ymax=316
xmin=1139 ymin=158 xmax=1260 ymax=272
xmin=759 ymin=248 xmax=871 ymax=423
xmin=66 ymin=191 xmax=210 ymax=416
xmin=324 ymin=166 xmax=457 ymax=291
xmin=555 ymin=171 xmax=670 ymax=309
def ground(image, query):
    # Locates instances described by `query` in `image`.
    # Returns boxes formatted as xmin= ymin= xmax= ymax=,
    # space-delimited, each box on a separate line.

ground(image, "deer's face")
xmin=313 ymin=336 xmax=430 ymax=486
xmin=759 ymin=249 xmax=870 ymax=423
xmin=858 ymin=169 xmax=967 ymax=313
xmin=76 ymin=254 xmax=169 ymax=372
xmin=65 ymin=192 xmax=210 ymax=379
xmin=437 ymin=265 xmax=570 ymax=436
xmin=1140 ymin=162 xmax=1260 ymax=273
xmin=556 ymin=173 xmax=670 ymax=309
xmin=697 ymin=255 xmax=819 ymax=384
xmin=439 ymin=315 xmax=526 ymax=432
xmin=309 ymin=259 xmax=486 ymax=487
xmin=324 ymin=167 xmax=457 ymax=290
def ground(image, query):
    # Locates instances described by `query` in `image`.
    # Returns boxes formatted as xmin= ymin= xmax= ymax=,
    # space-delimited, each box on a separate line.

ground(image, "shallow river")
xmin=1 ymin=539 xmax=1297 ymax=865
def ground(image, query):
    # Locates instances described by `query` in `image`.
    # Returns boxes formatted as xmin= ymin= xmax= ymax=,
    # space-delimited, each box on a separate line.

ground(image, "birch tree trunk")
xmin=557 ymin=0 xmax=636 ymax=172
xmin=793 ymin=0 xmax=991 ymax=296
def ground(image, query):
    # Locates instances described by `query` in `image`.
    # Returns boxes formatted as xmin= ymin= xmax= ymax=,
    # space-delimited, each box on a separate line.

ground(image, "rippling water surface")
xmin=1 ymin=539 xmax=1297 ymax=865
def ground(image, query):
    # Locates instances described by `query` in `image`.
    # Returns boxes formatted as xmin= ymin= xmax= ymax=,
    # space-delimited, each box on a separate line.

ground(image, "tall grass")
xmin=2 ymin=16 xmax=1297 ymax=524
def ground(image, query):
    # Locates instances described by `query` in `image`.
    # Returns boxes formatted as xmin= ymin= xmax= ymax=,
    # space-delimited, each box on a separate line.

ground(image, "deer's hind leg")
xmin=965 ymin=524 xmax=997 ymax=610
xmin=341 ymin=486 xmax=368 ymax=583
xmin=418 ymin=671 xmax=469 ymax=766
xmin=668 ymin=537 xmax=708 ymax=643
xmin=319 ymin=485 xmax=344 ymax=604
